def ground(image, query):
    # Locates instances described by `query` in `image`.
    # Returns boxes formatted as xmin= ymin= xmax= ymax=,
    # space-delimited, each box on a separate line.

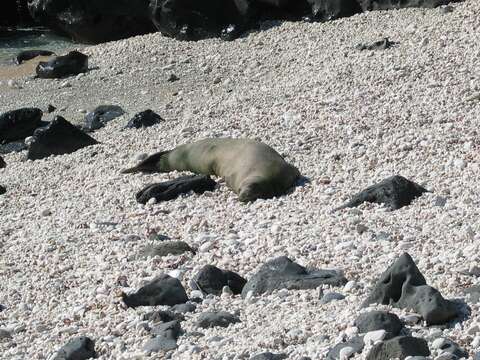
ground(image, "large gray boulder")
xmin=362 ymin=253 xmax=457 ymax=325
xmin=241 ymin=256 xmax=347 ymax=298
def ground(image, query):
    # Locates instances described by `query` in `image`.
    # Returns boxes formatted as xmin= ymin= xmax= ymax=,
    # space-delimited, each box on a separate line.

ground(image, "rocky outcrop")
xmin=1 ymin=0 xmax=33 ymax=27
xmin=27 ymin=0 xmax=155 ymax=43
xmin=357 ymin=0 xmax=454 ymax=11
xmin=362 ymin=253 xmax=458 ymax=325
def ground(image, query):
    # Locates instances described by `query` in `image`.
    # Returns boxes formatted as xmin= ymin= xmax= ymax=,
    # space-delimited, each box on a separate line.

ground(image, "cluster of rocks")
xmin=4 ymin=0 xmax=459 ymax=43
xmin=39 ymin=250 xmax=470 ymax=359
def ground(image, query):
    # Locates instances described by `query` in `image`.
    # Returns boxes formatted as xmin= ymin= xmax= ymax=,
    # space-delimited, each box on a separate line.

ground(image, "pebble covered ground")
xmin=1 ymin=1 xmax=480 ymax=359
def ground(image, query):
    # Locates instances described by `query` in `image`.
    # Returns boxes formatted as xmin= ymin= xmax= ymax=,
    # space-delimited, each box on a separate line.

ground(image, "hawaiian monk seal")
xmin=122 ymin=138 xmax=301 ymax=202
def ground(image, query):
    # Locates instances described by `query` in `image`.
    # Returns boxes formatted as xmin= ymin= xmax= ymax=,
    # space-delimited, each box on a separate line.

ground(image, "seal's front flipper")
xmin=121 ymin=150 xmax=170 ymax=174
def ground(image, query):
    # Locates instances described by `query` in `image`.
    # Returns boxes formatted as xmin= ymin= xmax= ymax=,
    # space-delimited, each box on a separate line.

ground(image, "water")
xmin=0 ymin=27 xmax=77 ymax=65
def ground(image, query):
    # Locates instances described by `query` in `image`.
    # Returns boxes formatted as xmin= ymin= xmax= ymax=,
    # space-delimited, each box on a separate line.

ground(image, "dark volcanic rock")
xmin=0 ymin=156 xmax=5 ymax=168
xmin=143 ymin=310 xmax=185 ymax=323
xmin=15 ymin=50 xmax=55 ymax=65
xmin=366 ymin=336 xmax=430 ymax=360
xmin=138 ymin=241 xmax=195 ymax=259
xmin=28 ymin=0 xmax=155 ymax=44
xmin=434 ymin=338 xmax=468 ymax=359
xmin=122 ymin=274 xmax=188 ymax=308
xmin=327 ymin=336 xmax=364 ymax=360
xmin=337 ymin=175 xmax=428 ymax=211
xmin=193 ymin=265 xmax=247 ymax=296
xmin=362 ymin=253 xmax=457 ymax=325
xmin=36 ymin=51 xmax=88 ymax=79
xmin=0 ymin=185 xmax=6 ymax=195
xmin=84 ymin=105 xmax=125 ymax=131
xmin=27 ymin=116 xmax=98 ymax=160
xmin=150 ymin=0 xmax=362 ymax=41
xmin=52 ymin=337 xmax=96 ymax=360
xmin=354 ymin=311 xmax=403 ymax=339
xmin=0 ymin=108 xmax=43 ymax=143
xmin=125 ymin=109 xmax=164 ymax=129
xmin=356 ymin=38 xmax=396 ymax=50
xmin=196 ymin=311 xmax=240 ymax=329
xmin=136 ymin=175 xmax=217 ymax=204
xmin=357 ymin=0 xmax=454 ymax=11
xmin=304 ymin=0 xmax=362 ymax=22
xmin=241 ymin=256 xmax=347 ymax=298
xmin=144 ymin=321 xmax=182 ymax=354
xmin=250 ymin=353 xmax=288 ymax=360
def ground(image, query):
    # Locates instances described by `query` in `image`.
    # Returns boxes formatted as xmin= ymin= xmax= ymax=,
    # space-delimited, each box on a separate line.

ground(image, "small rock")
xmin=167 ymin=74 xmax=179 ymax=82
xmin=337 ymin=175 xmax=428 ymax=211
xmin=171 ymin=303 xmax=196 ymax=314
xmin=41 ymin=209 xmax=52 ymax=216
xmin=354 ymin=311 xmax=403 ymax=339
xmin=241 ymin=256 xmax=347 ymax=298
xmin=125 ymin=109 xmax=164 ymax=129
xmin=196 ymin=311 xmax=240 ymax=329
xmin=434 ymin=196 xmax=447 ymax=207
xmin=0 ymin=329 xmax=12 ymax=340
xmin=27 ymin=116 xmax=98 ymax=161
xmin=356 ymin=38 xmax=396 ymax=51
xmin=84 ymin=105 xmax=124 ymax=131
xmin=366 ymin=336 xmax=430 ymax=360
xmin=213 ymin=77 xmax=221 ymax=84
xmin=138 ymin=241 xmax=195 ymax=259
xmin=364 ymin=330 xmax=387 ymax=345
xmin=0 ymin=156 xmax=5 ymax=169
xmin=193 ymin=265 xmax=247 ymax=296
xmin=52 ymin=337 xmax=96 ymax=360
xmin=122 ymin=274 xmax=188 ymax=308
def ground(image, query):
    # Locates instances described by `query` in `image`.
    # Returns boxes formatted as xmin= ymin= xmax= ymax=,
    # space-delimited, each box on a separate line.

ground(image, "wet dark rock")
xmin=84 ymin=105 xmax=125 ymax=131
xmin=337 ymin=175 xmax=428 ymax=211
xmin=354 ymin=311 xmax=403 ymax=339
xmin=172 ymin=302 xmax=196 ymax=314
xmin=366 ymin=336 xmax=430 ymax=360
xmin=138 ymin=241 xmax=195 ymax=259
xmin=241 ymin=256 xmax=347 ymax=298
xmin=464 ymin=285 xmax=480 ymax=303
xmin=136 ymin=175 xmax=216 ymax=204
xmin=0 ymin=156 xmax=5 ymax=168
xmin=36 ymin=51 xmax=88 ymax=79
xmin=122 ymin=274 xmax=188 ymax=308
xmin=320 ymin=292 xmax=345 ymax=304
xmin=250 ymin=353 xmax=288 ymax=360
xmin=196 ymin=311 xmax=240 ymax=329
xmin=143 ymin=321 xmax=182 ymax=354
xmin=0 ymin=186 xmax=6 ymax=195
xmin=28 ymin=0 xmax=155 ymax=44
xmin=357 ymin=0 xmax=454 ymax=11
xmin=1 ymin=0 xmax=33 ymax=26
xmin=125 ymin=109 xmax=164 ymax=129
xmin=27 ymin=116 xmax=98 ymax=161
xmin=52 ymin=337 xmax=96 ymax=360
xmin=435 ymin=338 xmax=468 ymax=359
xmin=356 ymin=38 xmax=396 ymax=50
xmin=327 ymin=336 xmax=364 ymax=360
xmin=193 ymin=265 xmax=247 ymax=296
xmin=150 ymin=0 xmax=362 ymax=41
xmin=14 ymin=50 xmax=55 ymax=65
xmin=143 ymin=310 xmax=185 ymax=323
xmin=0 ymin=108 xmax=43 ymax=143
xmin=362 ymin=253 xmax=457 ymax=325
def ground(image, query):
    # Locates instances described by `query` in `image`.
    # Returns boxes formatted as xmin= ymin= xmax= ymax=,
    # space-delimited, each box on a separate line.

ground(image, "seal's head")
xmin=238 ymin=177 xmax=276 ymax=202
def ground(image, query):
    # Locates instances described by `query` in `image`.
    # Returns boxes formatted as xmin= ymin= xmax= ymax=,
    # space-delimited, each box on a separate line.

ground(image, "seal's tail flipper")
xmin=121 ymin=150 xmax=170 ymax=174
